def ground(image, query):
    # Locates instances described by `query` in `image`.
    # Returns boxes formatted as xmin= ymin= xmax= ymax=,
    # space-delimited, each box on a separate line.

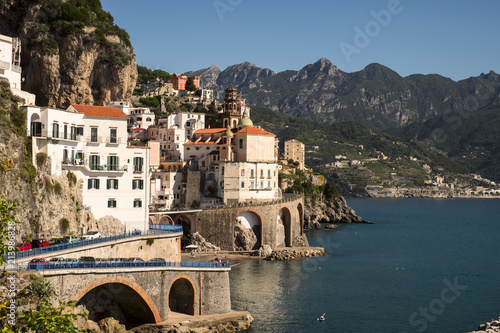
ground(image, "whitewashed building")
xmin=25 ymin=104 xmax=151 ymax=231
xmin=0 ymin=34 xmax=35 ymax=104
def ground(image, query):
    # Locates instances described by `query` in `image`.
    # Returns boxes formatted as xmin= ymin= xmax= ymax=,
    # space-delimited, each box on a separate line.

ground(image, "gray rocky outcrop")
xmin=190 ymin=232 xmax=221 ymax=252
xmin=469 ymin=317 xmax=500 ymax=333
xmin=233 ymin=224 xmax=258 ymax=251
xmin=266 ymin=247 xmax=325 ymax=260
xmin=303 ymin=195 xmax=369 ymax=230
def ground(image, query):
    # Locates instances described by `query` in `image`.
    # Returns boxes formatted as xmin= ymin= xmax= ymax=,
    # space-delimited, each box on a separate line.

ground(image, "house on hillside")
xmin=24 ymin=104 xmax=151 ymax=231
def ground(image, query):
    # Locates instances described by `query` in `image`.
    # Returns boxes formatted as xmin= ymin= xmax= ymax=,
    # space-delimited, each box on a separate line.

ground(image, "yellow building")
xmin=284 ymin=139 xmax=305 ymax=170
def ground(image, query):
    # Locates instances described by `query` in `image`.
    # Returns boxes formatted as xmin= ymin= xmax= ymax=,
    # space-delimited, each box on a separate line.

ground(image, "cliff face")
xmin=0 ymin=0 xmax=137 ymax=108
xmin=303 ymin=195 xmax=367 ymax=229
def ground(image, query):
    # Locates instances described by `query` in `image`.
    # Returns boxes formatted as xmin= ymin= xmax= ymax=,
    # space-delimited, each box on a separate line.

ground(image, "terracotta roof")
xmin=194 ymin=128 xmax=226 ymax=134
xmin=235 ymin=126 xmax=275 ymax=136
xmin=70 ymin=104 xmax=129 ymax=118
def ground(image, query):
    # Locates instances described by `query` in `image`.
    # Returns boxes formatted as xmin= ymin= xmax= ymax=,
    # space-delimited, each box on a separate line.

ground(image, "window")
xmin=268 ymin=170 xmax=271 ymax=178
xmin=133 ymin=199 xmax=142 ymax=208
xmin=239 ymin=139 xmax=243 ymax=149
xmin=241 ymin=169 xmax=245 ymax=176
xmin=241 ymin=181 xmax=245 ymax=188
xmin=251 ymin=169 xmax=254 ymax=177
xmin=63 ymin=125 xmax=68 ymax=139
xmin=89 ymin=155 xmax=100 ymax=170
xmin=108 ymin=199 xmax=117 ymax=208
xmin=133 ymin=157 xmax=144 ymax=172
xmin=261 ymin=169 xmax=264 ymax=177
xmin=110 ymin=128 xmax=117 ymax=143
xmin=70 ymin=126 xmax=76 ymax=140
xmin=87 ymin=178 xmax=100 ymax=189
xmin=146 ymin=117 xmax=151 ymax=122
xmin=107 ymin=179 xmax=119 ymax=190
xmin=91 ymin=127 xmax=98 ymax=143
xmin=52 ymin=123 xmax=59 ymax=138
xmin=132 ymin=179 xmax=144 ymax=190
xmin=76 ymin=127 xmax=84 ymax=136
xmin=107 ymin=155 xmax=119 ymax=171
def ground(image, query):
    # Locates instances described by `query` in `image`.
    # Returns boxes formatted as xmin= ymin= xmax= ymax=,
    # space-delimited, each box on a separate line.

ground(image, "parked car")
xmin=32 ymin=238 xmax=51 ymax=248
xmin=127 ymin=257 xmax=144 ymax=263
xmin=49 ymin=257 xmax=65 ymax=265
xmin=28 ymin=258 xmax=49 ymax=268
xmin=148 ymin=258 xmax=166 ymax=263
xmin=82 ymin=231 xmax=101 ymax=240
xmin=16 ymin=242 xmax=32 ymax=251
xmin=49 ymin=237 xmax=64 ymax=245
xmin=78 ymin=256 xmax=95 ymax=262
xmin=64 ymin=258 xmax=79 ymax=264
xmin=63 ymin=235 xmax=80 ymax=243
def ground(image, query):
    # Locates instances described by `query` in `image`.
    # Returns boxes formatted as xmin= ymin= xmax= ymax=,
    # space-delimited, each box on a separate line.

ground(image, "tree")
xmin=185 ymin=77 xmax=196 ymax=92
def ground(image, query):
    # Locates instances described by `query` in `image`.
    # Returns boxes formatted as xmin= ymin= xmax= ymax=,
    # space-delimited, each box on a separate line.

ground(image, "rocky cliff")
xmin=303 ymin=194 xmax=369 ymax=229
xmin=0 ymin=0 xmax=137 ymax=108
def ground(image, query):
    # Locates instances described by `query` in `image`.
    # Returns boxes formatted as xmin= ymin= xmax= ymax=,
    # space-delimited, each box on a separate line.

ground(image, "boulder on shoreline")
xmin=265 ymin=247 xmax=325 ymax=260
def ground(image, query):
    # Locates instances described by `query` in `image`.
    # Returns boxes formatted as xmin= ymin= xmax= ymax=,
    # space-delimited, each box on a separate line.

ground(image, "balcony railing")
xmin=106 ymin=137 xmax=121 ymax=144
xmin=5 ymin=259 xmax=230 ymax=272
xmin=87 ymin=136 xmax=102 ymax=144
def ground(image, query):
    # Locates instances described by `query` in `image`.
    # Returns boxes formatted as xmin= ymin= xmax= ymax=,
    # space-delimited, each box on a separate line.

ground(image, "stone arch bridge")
xmin=37 ymin=265 xmax=231 ymax=327
xmin=149 ymin=194 xmax=304 ymax=250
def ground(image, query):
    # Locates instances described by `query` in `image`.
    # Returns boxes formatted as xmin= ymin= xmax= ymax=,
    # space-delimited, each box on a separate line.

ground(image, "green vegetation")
xmin=36 ymin=152 xmax=48 ymax=166
xmin=251 ymin=106 xmax=473 ymax=194
xmin=21 ymin=0 xmax=133 ymax=67
xmin=137 ymin=66 xmax=172 ymax=84
xmin=185 ymin=77 xmax=197 ymax=92
xmin=59 ymin=217 xmax=70 ymax=234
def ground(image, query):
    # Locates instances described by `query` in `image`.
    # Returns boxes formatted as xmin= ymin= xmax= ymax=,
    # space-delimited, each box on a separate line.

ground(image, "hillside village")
xmin=1 ymin=33 xmax=312 ymax=234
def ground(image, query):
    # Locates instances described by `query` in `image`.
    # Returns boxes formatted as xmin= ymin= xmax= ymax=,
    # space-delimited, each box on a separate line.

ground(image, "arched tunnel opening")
xmin=77 ymin=283 xmax=157 ymax=328
xmin=168 ymin=278 xmax=195 ymax=315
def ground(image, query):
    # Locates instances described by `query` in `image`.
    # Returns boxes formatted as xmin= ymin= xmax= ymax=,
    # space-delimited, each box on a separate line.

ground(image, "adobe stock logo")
xmin=400 ymin=278 xmax=467 ymax=333
xmin=340 ymin=0 xmax=406 ymax=63
xmin=213 ymin=0 xmax=243 ymax=22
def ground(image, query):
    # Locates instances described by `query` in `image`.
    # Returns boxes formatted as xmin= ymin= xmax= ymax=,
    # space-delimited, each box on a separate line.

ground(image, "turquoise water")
xmin=230 ymin=198 xmax=500 ymax=333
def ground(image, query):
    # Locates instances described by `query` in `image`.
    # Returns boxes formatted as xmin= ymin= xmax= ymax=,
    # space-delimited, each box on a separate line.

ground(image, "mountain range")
xmin=186 ymin=59 xmax=500 ymax=181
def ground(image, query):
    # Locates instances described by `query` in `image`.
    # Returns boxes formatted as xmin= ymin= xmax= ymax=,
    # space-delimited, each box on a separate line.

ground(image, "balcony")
xmin=87 ymin=136 xmax=102 ymax=144
xmin=105 ymin=137 xmax=121 ymax=144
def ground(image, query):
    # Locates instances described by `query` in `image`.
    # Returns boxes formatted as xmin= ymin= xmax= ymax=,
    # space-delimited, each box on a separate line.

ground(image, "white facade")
xmin=0 ymin=34 xmax=36 ymax=104
xmin=128 ymin=107 xmax=156 ymax=130
xmin=25 ymin=104 xmax=150 ymax=231
xmin=155 ymin=112 xmax=206 ymax=161
xmin=150 ymin=162 xmax=184 ymax=211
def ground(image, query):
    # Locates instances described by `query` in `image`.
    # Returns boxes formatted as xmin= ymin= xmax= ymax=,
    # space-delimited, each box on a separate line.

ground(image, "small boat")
xmin=318 ymin=313 xmax=326 ymax=321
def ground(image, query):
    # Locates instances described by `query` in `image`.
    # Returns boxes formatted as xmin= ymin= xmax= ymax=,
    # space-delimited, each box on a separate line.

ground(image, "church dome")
xmin=238 ymin=113 xmax=253 ymax=126
xmin=223 ymin=126 xmax=234 ymax=137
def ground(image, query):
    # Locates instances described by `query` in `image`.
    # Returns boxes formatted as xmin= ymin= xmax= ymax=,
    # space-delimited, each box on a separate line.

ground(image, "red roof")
xmin=70 ymin=104 xmax=129 ymax=118
xmin=235 ymin=126 xmax=275 ymax=136
xmin=194 ymin=128 xmax=226 ymax=134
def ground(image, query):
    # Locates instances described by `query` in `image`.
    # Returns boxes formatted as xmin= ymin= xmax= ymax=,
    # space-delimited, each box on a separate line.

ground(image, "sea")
xmin=229 ymin=198 xmax=500 ymax=333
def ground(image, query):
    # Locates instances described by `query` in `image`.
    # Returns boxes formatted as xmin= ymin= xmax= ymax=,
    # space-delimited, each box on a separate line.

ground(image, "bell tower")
xmin=221 ymin=87 xmax=243 ymax=129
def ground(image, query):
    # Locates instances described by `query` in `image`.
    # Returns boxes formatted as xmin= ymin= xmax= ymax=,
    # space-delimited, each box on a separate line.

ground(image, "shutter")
xmin=114 ymin=179 xmax=118 ymax=190
xmin=88 ymin=179 xmax=92 ymax=189
xmin=95 ymin=179 xmax=100 ymax=189
xmin=107 ymin=179 xmax=111 ymax=189
xmin=139 ymin=180 xmax=144 ymax=190
xmin=132 ymin=180 xmax=136 ymax=190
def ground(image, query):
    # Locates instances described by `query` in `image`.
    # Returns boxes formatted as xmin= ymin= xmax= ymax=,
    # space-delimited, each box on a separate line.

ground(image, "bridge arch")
xmin=297 ymin=202 xmax=304 ymax=235
xmin=74 ymin=276 xmax=161 ymax=325
xmin=233 ymin=209 xmax=263 ymax=251
xmin=167 ymin=274 xmax=197 ymax=316
xmin=277 ymin=206 xmax=292 ymax=248
xmin=159 ymin=214 xmax=175 ymax=225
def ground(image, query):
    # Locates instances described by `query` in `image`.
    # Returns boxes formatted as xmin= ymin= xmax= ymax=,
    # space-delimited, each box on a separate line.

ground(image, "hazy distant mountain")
xmin=187 ymin=58 xmax=500 ymax=131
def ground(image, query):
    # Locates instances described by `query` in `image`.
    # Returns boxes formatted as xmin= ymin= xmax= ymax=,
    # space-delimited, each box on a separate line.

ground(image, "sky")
xmin=100 ymin=0 xmax=500 ymax=81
